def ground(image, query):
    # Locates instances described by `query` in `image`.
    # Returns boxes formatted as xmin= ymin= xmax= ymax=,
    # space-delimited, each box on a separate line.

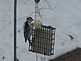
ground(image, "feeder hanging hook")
xmin=35 ymin=0 xmax=40 ymax=3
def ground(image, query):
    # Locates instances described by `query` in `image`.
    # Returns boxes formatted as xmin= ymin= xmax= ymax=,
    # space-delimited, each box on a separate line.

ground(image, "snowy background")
xmin=0 ymin=0 xmax=14 ymax=61
xmin=0 ymin=0 xmax=81 ymax=61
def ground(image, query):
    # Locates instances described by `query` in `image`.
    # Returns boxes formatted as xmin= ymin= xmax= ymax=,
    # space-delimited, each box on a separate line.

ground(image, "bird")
xmin=24 ymin=17 xmax=33 ymax=43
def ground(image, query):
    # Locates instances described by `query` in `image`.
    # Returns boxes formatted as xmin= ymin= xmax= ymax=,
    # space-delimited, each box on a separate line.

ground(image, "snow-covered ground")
xmin=0 ymin=0 xmax=14 ymax=61
xmin=0 ymin=0 xmax=81 ymax=61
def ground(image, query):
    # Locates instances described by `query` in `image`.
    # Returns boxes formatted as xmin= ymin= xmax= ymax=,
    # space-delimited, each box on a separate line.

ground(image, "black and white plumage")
xmin=24 ymin=17 xmax=33 ymax=43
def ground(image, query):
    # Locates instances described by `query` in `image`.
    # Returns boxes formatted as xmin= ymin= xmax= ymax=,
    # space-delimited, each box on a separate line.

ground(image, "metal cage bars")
xmin=29 ymin=25 xmax=56 ymax=56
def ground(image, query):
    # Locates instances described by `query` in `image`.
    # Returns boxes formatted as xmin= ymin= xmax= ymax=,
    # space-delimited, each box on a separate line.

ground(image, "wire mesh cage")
xmin=29 ymin=25 xmax=56 ymax=56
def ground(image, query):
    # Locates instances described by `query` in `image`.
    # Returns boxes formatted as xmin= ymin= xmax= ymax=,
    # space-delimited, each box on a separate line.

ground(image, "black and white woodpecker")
xmin=24 ymin=17 xmax=34 ymax=43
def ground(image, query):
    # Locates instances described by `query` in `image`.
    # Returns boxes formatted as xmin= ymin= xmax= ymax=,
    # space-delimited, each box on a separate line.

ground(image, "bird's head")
xmin=26 ymin=17 xmax=33 ymax=22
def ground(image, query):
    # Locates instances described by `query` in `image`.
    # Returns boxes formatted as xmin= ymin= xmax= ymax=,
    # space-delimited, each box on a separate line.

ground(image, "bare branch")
xmin=44 ymin=0 xmax=56 ymax=10
xmin=39 ymin=7 xmax=56 ymax=11
xmin=17 ymin=16 xmax=26 ymax=21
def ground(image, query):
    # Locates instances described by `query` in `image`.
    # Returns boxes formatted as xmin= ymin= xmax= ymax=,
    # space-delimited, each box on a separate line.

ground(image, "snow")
xmin=0 ymin=0 xmax=81 ymax=61
xmin=0 ymin=0 xmax=14 ymax=61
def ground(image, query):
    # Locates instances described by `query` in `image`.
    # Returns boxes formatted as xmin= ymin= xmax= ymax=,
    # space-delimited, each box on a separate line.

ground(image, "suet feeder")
xmin=29 ymin=25 xmax=56 ymax=56
xmin=28 ymin=0 xmax=56 ymax=56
